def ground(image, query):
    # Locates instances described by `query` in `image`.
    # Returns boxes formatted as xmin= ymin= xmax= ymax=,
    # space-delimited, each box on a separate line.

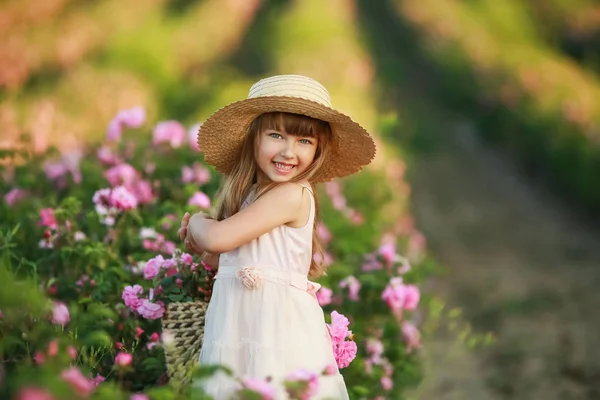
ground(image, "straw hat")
xmin=197 ymin=74 xmax=376 ymax=182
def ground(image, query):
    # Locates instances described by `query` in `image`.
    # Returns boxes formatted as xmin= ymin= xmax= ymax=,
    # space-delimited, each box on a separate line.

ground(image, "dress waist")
xmin=216 ymin=265 xmax=321 ymax=294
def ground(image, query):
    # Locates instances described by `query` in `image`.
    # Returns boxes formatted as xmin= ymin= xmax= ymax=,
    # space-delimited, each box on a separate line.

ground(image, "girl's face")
xmin=255 ymin=128 xmax=318 ymax=183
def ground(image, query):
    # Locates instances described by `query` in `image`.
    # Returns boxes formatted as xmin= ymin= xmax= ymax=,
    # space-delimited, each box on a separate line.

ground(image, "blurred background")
xmin=2 ymin=0 xmax=600 ymax=398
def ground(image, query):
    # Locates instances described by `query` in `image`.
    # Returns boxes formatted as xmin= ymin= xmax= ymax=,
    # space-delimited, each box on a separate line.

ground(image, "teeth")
xmin=274 ymin=162 xmax=294 ymax=171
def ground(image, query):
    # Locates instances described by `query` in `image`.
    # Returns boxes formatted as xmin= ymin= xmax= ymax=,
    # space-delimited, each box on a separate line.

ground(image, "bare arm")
xmin=188 ymin=183 xmax=309 ymax=254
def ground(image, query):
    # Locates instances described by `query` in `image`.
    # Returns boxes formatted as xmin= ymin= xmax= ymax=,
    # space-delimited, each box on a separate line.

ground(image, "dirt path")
xmin=356 ymin=1 xmax=600 ymax=399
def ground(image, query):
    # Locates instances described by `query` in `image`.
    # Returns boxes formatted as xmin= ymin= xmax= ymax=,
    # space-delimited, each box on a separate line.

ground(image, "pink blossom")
xmin=106 ymin=107 xmax=146 ymax=142
xmin=188 ymin=123 xmax=202 ymax=150
xmin=130 ymin=394 xmax=149 ymax=400
xmin=61 ymin=367 xmax=94 ymax=397
xmin=115 ymin=352 xmax=133 ymax=367
xmin=285 ymin=369 xmax=319 ymax=400
xmin=143 ymin=255 xmax=165 ymax=280
xmin=34 ymin=351 xmax=45 ymax=364
xmin=39 ymin=208 xmax=58 ymax=229
xmin=110 ymin=186 xmax=138 ymax=210
xmin=181 ymin=253 xmax=193 ymax=265
xmin=188 ymin=191 xmax=211 ymax=208
xmin=17 ymin=387 xmax=56 ymax=400
xmin=129 ymin=180 xmax=154 ymax=204
xmin=331 ymin=194 xmax=346 ymax=210
xmin=378 ymin=242 xmax=398 ymax=265
xmin=137 ymin=299 xmax=165 ymax=320
xmin=181 ymin=163 xmax=211 ymax=185
xmin=89 ymin=374 xmax=105 ymax=387
xmin=316 ymin=222 xmax=332 ymax=244
xmin=323 ymin=363 xmax=337 ymax=376
xmin=135 ymin=327 xmax=144 ymax=337
xmin=139 ymin=227 xmax=158 ymax=239
xmin=104 ymin=164 xmax=138 ymax=187
xmin=366 ymin=339 xmax=384 ymax=364
xmin=150 ymin=332 xmax=160 ymax=342
xmin=327 ymin=311 xmax=350 ymax=342
xmin=401 ymin=321 xmax=421 ymax=353
xmin=74 ymin=231 xmax=86 ymax=241
xmin=47 ymin=339 xmax=59 ymax=357
xmin=67 ymin=345 xmax=77 ymax=360
xmin=4 ymin=188 xmax=27 ymax=206
xmin=381 ymin=278 xmax=420 ymax=312
xmin=381 ymin=376 xmax=393 ymax=391
xmin=313 ymin=251 xmax=334 ymax=267
xmin=97 ymin=146 xmax=120 ymax=165
xmin=316 ymin=286 xmax=333 ymax=306
xmin=334 ymin=340 xmax=357 ymax=369
xmin=51 ymin=302 xmax=70 ymax=326
xmin=153 ymin=121 xmax=186 ymax=148
xmin=241 ymin=377 xmax=277 ymax=400
xmin=339 ymin=276 xmax=361 ymax=301
xmin=43 ymin=161 xmax=68 ymax=181
xmin=122 ymin=285 xmax=144 ymax=311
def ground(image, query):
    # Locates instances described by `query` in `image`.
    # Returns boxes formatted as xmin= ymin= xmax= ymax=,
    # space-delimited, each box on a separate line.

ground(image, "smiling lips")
xmin=273 ymin=161 xmax=296 ymax=174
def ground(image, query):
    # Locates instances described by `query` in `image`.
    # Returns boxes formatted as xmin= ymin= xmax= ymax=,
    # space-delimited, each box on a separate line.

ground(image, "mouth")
xmin=273 ymin=161 xmax=296 ymax=174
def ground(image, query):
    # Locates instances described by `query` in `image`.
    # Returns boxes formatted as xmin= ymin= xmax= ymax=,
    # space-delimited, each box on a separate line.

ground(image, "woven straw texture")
xmin=198 ymin=75 xmax=376 ymax=182
xmin=162 ymin=300 xmax=208 ymax=389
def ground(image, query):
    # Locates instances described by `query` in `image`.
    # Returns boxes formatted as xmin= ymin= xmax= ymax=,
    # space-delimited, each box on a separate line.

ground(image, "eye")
xmin=299 ymin=138 xmax=313 ymax=145
xmin=268 ymin=132 xmax=282 ymax=139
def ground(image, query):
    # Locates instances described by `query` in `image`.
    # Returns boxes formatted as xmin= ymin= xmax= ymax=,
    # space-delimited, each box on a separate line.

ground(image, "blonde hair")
xmin=213 ymin=112 xmax=334 ymax=278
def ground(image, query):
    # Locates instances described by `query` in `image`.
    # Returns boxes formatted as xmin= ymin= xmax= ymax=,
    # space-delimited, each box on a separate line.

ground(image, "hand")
xmin=178 ymin=212 xmax=205 ymax=254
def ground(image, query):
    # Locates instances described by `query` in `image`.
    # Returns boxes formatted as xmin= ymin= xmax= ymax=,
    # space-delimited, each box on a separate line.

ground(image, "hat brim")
xmin=197 ymin=96 xmax=376 ymax=182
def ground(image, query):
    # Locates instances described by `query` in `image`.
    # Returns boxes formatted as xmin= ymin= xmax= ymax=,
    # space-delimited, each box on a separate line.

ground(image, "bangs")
xmin=255 ymin=112 xmax=330 ymax=138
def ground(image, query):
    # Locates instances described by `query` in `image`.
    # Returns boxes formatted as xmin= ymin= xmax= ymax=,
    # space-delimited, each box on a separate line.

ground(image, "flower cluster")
xmin=326 ymin=311 xmax=357 ymax=369
xmin=93 ymin=186 xmax=138 ymax=226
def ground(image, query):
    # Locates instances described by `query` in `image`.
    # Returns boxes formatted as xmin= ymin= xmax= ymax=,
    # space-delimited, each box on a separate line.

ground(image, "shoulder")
xmin=261 ymin=182 xmax=311 ymax=205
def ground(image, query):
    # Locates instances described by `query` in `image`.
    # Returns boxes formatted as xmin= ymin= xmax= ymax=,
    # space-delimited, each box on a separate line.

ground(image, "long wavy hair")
xmin=213 ymin=112 xmax=334 ymax=278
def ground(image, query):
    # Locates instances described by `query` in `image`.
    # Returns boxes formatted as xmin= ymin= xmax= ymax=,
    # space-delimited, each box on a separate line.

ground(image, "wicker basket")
xmin=162 ymin=300 xmax=208 ymax=389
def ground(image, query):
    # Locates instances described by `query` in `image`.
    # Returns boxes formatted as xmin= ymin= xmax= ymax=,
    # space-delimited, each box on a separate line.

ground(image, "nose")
xmin=280 ymin=140 xmax=295 ymax=159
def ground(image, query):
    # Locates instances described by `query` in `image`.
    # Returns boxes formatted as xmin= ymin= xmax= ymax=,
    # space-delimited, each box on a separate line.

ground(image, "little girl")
xmin=179 ymin=75 xmax=375 ymax=399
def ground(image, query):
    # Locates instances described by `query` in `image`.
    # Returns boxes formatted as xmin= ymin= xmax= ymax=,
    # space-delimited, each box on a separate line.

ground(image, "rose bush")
xmin=0 ymin=108 xmax=432 ymax=399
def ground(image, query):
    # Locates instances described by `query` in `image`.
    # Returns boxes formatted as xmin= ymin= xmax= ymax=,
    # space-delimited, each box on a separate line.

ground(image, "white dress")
xmin=197 ymin=185 xmax=349 ymax=399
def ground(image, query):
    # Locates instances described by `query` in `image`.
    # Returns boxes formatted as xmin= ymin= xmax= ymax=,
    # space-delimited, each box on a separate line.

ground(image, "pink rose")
xmin=316 ymin=286 xmax=333 ymax=306
xmin=137 ymin=299 xmax=165 ymax=320
xmin=378 ymin=242 xmax=398 ymax=265
xmin=181 ymin=162 xmax=211 ymax=184
xmin=403 ymin=284 xmax=420 ymax=310
xmin=241 ymin=377 xmax=277 ymax=400
xmin=47 ymin=339 xmax=59 ymax=357
xmin=323 ymin=363 xmax=337 ymax=376
xmin=339 ymin=276 xmax=361 ymax=301
xmin=17 ymin=387 xmax=56 ymax=400
xmin=51 ymin=302 xmax=70 ymax=326
xmin=180 ymin=253 xmax=193 ymax=265
xmin=366 ymin=339 xmax=384 ymax=364
xmin=285 ymin=369 xmax=319 ymax=400
xmin=334 ymin=340 xmax=357 ymax=369
xmin=143 ymin=255 xmax=164 ymax=280
xmin=401 ymin=321 xmax=421 ymax=353
xmin=327 ymin=311 xmax=350 ymax=342
xmin=122 ymin=285 xmax=144 ymax=311
xmin=67 ymin=345 xmax=77 ymax=360
xmin=89 ymin=374 xmax=105 ymax=387
xmin=153 ymin=121 xmax=186 ymax=148
xmin=118 ymin=107 xmax=146 ymax=128
xmin=316 ymin=222 xmax=332 ymax=244
xmin=115 ymin=352 xmax=133 ymax=367
xmin=97 ymin=146 xmax=120 ymax=166
xmin=110 ymin=186 xmax=138 ymax=210
xmin=381 ymin=376 xmax=393 ymax=391
xmin=104 ymin=164 xmax=138 ymax=187
xmin=129 ymin=180 xmax=154 ymax=204
xmin=61 ymin=367 xmax=94 ymax=397
xmin=188 ymin=191 xmax=211 ymax=209
xmin=4 ymin=188 xmax=27 ymax=206
xmin=130 ymin=394 xmax=149 ymax=400
xmin=236 ymin=267 xmax=262 ymax=289
xmin=187 ymin=123 xmax=202 ymax=151
xmin=39 ymin=208 xmax=58 ymax=229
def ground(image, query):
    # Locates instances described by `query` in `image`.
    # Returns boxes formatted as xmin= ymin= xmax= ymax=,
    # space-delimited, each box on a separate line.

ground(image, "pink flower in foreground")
xmin=334 ymin=340 xmax=357 ymax=369
xmin=339 ymin=276 xmax=361 ymax=301
xmin=114 ymin=352 xmax=133 ymax=367
xmin=110 ymin=186 xmax=138 ymax=210
xmin=285 ymin=369 xmax=319 ymax=400
xmin=401 ymin=321 xmax=421 ymax=353
xmin=137 ymin=299 xmax=165 ymax=320
xmin=51 ymin=302 xmax=70 ymax=326
xmin=241 ymin=377 xmax=277 ymax=400
xmin=188 ymin=191 xmax=211 ymax=208
xmin=153 ymin=120 xmax=186 ymax=148
xmin=316 ymin=286 xmax=333 ymax=306
xmin=122 ymin=285 xmax=144 ymax=311
xmin=130 ymin=394 xmax=149 ymax=400
xmin=381 ymin=277 xmax=420 ymax=312
xmin=17 ymin=387 xmax=56 ymax=400
xmin=327 ymin=311 xmax=350 ymax=342
xmin=61 ymin=367 xmax=94 ymax=397
xmin=4 ymin=188 xmax=27 ymax=206
xmin=39 ymin=208 xmax=58 ymax=229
